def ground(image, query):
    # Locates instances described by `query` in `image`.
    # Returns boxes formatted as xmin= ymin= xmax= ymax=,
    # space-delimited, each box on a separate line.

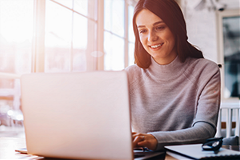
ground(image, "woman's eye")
xmin=139 ymin=29 xmax=147 ymax=34
xmin=155 ymin=26 xmax=165 ymax=31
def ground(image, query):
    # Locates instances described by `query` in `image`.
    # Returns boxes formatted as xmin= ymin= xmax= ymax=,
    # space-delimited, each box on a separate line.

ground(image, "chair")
xmin=216 ymin=99 xmax=240 ymax=145
xmin=0 ymin=73 xmax=22 ymax=127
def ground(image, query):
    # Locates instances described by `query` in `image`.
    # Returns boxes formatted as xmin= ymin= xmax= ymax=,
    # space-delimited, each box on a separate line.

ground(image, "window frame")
xmin=217 ymin=9 xmax=240 ymax=101
xmin=32 ymin=0 xmax=46 ymax=73
xmin=98 ymin=0 xmax=135 ymax=70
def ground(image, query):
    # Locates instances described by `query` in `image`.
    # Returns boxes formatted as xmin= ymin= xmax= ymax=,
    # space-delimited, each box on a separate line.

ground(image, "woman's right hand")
xmin=132 ymin=132 xmax=158 ymax=150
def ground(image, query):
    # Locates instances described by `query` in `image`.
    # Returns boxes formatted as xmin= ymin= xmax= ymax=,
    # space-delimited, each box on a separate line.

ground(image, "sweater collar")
xmin=147 ymin=56 xmax=186 ymax=80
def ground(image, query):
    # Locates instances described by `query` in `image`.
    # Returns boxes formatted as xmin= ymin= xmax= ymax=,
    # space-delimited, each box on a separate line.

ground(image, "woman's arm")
xmin=132 ymin=122 xmax=215 ymax=151
xmin=149 ymin=121 xmax=215 ymax=150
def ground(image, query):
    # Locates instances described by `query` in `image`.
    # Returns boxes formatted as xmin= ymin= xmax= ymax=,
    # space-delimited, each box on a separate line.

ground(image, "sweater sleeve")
xmin=149 ymin=63 xmax=221 ymax=151
xmin=192 ymin=64 xmax=221 ymax=129
xmin=149 ymin=122 xmax=215 ymax=150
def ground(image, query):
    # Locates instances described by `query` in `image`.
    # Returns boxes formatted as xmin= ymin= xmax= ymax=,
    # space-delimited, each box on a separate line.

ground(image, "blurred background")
xmin=0 ymin=0 xmax=239 ymax=137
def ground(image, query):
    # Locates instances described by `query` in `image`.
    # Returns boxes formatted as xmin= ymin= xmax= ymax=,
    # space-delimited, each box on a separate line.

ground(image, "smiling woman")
xmin=125 ymin=0 xmax=221 ymax=151
xmin=136 ymin=9 xmax=177 ymax=65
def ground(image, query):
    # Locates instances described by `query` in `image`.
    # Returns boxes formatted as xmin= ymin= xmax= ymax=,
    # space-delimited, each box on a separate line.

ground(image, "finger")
xmin=132 ymin=132 xmax=140 ymax=137
xmin=133 ymin=136 xmax=145 ymax=147
xmin=134 ymin=135 xmax=144 ymax=141
xmin=138 ymin=135 xmax=158 ymax=150
xmin=132 ymin=133 xmax=141 ymax=140
xmin=137 ymin=136 xmax=146 ymax=146
xmin=137 ymin=140 xmax=147 ymax=147
xmin=133 ymin=137 xmax=139 ymax=148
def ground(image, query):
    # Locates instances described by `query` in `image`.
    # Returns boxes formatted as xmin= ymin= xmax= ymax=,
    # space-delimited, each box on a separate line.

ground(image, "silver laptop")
xmin=21 ymin=71 xmax=163 ymax=160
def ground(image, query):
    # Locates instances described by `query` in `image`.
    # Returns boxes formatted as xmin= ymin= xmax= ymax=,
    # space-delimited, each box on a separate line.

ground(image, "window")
xmin=217 ymin=9 xmax=240 ymax=99
xmin=36 ymin=0 xmax=135 ymax=72
xmin=44 ymin=0 xmax=98 ymax=72
xmin=103 ymin=0 xmax=135 ymax=70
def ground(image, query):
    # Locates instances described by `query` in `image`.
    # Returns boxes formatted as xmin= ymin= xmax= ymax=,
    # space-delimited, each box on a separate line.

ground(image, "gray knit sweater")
xmin=125 ymin=56 xmax=221 ymax=150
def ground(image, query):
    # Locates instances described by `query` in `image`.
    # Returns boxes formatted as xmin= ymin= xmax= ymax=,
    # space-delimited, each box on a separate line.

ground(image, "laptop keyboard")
xmin=134 ymin=154 xmax=145 ymax=158
xmin=134 ymin=150 xmax=156 ymax=158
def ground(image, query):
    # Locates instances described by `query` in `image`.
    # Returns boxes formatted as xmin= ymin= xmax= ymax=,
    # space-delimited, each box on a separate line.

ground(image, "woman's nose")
xmin=148 ymin=31 xmax=158 ymax=42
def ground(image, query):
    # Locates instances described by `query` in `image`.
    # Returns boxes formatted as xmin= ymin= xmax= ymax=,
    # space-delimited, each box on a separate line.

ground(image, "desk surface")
xmin=0 ymin=137 xmax=178 ymax=160
xmin=1 ymin=136 xmax=239 ymax=160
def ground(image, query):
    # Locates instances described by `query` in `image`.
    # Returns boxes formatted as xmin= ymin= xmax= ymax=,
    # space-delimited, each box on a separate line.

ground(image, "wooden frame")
xmin=217 ymin=9 xmax=240 ymax=100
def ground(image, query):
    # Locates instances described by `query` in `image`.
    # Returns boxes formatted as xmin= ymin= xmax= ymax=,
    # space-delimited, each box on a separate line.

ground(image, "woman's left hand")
xmin=132 ymin=132 xmax=158 ymax=150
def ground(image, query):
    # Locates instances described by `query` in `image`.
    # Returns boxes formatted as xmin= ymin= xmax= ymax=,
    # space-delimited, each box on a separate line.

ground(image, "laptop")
xmin=20 ymin=71 xmax=164 ymax=160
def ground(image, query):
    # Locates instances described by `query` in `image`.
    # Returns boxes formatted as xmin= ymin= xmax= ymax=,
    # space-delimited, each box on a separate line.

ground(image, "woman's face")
xmin=136 ymin=9 xmax=177 ymax=65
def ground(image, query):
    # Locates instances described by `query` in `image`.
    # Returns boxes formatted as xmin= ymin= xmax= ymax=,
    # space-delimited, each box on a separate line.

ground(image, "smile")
xmin=150 ymin=43 xmax=163 ymax=49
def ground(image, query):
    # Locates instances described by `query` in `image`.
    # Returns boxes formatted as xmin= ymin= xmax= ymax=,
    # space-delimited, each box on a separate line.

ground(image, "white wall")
xmin=180 ymin=0 xmax=240 ymax=64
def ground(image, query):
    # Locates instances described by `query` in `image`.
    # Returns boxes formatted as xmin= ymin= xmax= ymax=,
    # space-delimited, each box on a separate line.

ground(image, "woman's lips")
xmin=149 ymin=43 xmax=164 ymax=49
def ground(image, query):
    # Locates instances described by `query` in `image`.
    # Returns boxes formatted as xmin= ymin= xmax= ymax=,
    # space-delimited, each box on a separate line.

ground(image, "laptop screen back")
xmin=21 ymin=71 xmax=133 ymax=160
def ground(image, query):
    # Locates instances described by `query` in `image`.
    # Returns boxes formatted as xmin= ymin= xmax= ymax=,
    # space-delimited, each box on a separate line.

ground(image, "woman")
xmin=125 ymin=0 xmax=221 ymax=151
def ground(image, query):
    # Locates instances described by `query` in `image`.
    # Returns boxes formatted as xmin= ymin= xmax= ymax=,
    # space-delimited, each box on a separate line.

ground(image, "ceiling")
xmin=131 ymin=0 xmax=240 ymax=10
xmin=186 ymin=0 xmax=240 ymax=11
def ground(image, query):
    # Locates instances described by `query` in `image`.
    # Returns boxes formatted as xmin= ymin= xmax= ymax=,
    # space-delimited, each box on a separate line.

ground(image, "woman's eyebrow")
xmin=137 ymin=25 xmax=145 ymax=28
xmin=153 ymin=21 xmax=164 ymax=26
xmin=137 ymin=21 xmax=164 ymax=28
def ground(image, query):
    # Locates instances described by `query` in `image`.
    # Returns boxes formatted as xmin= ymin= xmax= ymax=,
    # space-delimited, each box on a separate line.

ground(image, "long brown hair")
xmin=133 ymin=0 xmax=204 ymax=68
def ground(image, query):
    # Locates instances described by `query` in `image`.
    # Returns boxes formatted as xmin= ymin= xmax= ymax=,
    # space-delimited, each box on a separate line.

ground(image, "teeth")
xmin=151 ymin=43 xmax=163 ymax=48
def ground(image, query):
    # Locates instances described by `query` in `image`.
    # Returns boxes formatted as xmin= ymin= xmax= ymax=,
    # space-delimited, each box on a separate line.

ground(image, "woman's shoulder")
xmin=184 ymin=58 xmax=220 ymax=83
xmin=187 ymin=57 xmax=220 ymax=72
xmin=124 ymin=64 xmax=145 ymax=83
xmin=125 ymin=64 xmax=143 ymax=74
